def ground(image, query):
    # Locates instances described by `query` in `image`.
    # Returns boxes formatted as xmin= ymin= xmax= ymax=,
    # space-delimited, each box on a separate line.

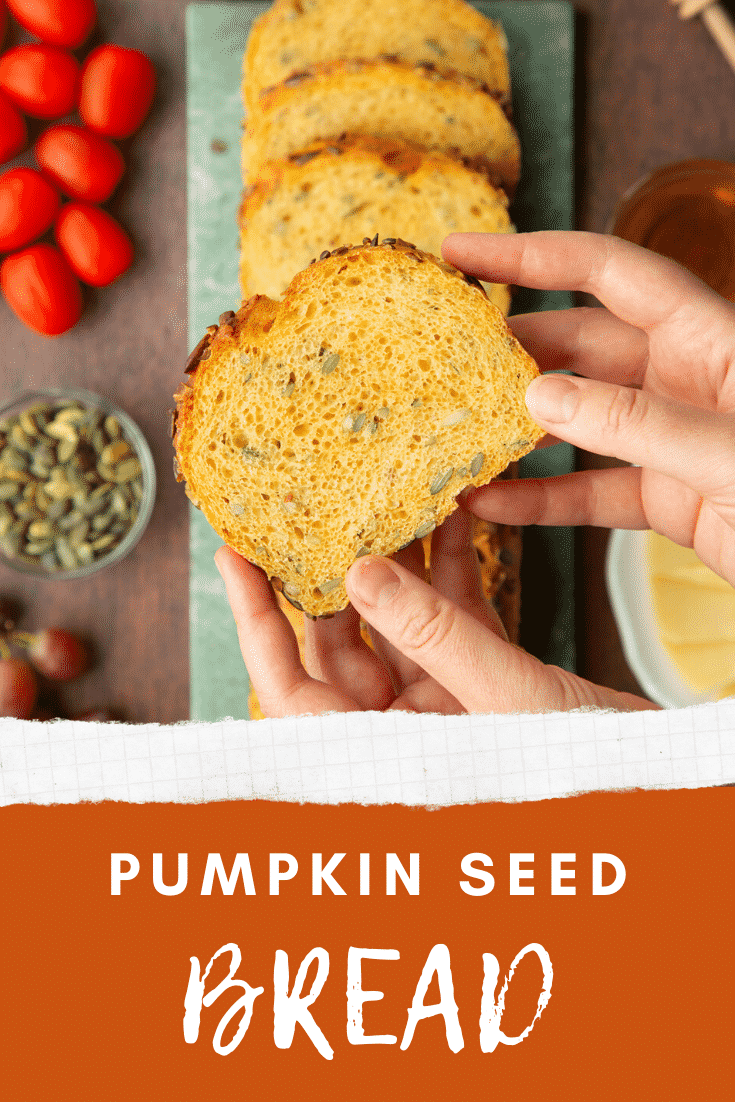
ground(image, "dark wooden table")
xmin=2 ymin=0 xmax=734 ymax=721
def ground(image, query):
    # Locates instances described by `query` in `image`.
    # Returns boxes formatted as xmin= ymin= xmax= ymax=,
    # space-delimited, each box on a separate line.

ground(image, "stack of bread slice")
xmin=239 ymin=0 xmax=525 ymax=715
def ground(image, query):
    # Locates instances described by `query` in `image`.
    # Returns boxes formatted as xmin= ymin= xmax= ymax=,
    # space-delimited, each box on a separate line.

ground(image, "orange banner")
xmin=2 ymin=787 xmax=732 ymax=1099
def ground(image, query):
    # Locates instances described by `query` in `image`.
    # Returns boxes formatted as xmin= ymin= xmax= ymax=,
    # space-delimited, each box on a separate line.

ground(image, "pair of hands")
xmin=215 ymin=231 xmax=735 ymax=717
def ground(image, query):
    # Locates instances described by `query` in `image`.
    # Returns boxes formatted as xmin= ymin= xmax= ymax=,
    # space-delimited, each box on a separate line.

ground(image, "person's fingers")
xmin=302 ymin=605 xmax=396 ymax=711
xmin=214 ymin=546 xmax=360 ymax=717
xmin=346 ymin=555 xmax=659 ymax=713
xmin=442 ymin=230 xmax=734 ymax=334
xmin=365 ymin=539 xmax=428 ymax=690
xmin=464 ymin=466 xmax=648 ymax=529
xmin=428 ymin=506 xmax=508 ymax=638
xmin=508 ymin=306 xmax=649 ymax=386
xmin=524 ymin=374 xmax=735 ymax=506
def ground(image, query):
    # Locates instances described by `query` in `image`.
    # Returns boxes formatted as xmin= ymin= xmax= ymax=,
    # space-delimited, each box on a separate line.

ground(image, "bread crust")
xmin=243 ymin=0 xmax=511 ymax=113
xmin=174 ymin=239 xmax=543 ymax=618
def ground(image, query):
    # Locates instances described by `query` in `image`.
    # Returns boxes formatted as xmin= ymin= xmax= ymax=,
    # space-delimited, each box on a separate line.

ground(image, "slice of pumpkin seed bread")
xmin=240 ymin=137 xmax=514 ymax=315
xmin=243 ymin=0 xmax=511 ymax=113
xmin=242 ymin=59 xmax=521 ymax=194
xmin=173 ymin=238 xmax=543 ymax=619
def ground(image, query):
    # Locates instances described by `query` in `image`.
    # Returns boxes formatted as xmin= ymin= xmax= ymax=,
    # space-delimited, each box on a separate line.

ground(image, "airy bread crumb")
xmin=174 ymin=239 xmax=543 ymax=618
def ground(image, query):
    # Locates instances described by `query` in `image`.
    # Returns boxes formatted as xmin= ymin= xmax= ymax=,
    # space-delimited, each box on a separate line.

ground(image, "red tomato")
xmin=0 ymin=45 xmax=79 ymax=119
xmin=5 ymin=0 xmax=96 ymax=49
xmin=0 ymin=90 xmax=27 ymax=164
xmin=34 ymin=124 xmax=124 ymax=203
xmin=0 ymin=1 xmax=7 ymax=50
xmin=79 ymin=45 xmax=155 ymax=139
xmin=0 ymin=242 xmax=82 ymax=335
xmin=0 ymin=168 xmax=60 ymax=252
xmin=55 ymin=202 xmax=133 ymax=286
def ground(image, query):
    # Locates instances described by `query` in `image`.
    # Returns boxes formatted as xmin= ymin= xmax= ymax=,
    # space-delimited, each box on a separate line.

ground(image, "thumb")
xmin=345 ymin=556 xmax=655 ymax=713
xmin=524 ymin=375 xmax=735 ymax=500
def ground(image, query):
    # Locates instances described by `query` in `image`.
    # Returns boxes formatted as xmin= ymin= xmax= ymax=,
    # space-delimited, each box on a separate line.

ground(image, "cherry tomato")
xmin=0 ymin=1 xmax=7 ymax=50
xmin=0 ymin=168 xmax=60 ymax=252
xmin=0 ymin=243 xmax=82 ymax=335
xmin=22 ymin=627 xmax=90 ymax=681
xmin=79 ymin=45 xmax=156 ymax=139
xmin=54 ymin=202 xmax=133 ymax=286
xmin=34 ymin=124 xmax=124 ymax=203
xmin=0 ymin=656 xmax=37 ymax=718
xmin=5 ymin=0 xmax=96 ymax=49
xmin=0 ymin=90 xmax=28 ymax=166
xmin=0 ymin=45 xmax=79 ymax=120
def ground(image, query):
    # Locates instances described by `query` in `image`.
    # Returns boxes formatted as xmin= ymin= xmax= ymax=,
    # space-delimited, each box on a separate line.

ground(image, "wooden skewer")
xmin=670 ymin=0 xmax=735 ymax=75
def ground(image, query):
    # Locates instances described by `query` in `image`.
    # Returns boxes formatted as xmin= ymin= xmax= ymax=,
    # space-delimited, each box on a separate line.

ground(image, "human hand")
xmin=215 ymin=506 xmax=657 ymax=718
xmin=442 ymin=230 xmax=735 ymax=589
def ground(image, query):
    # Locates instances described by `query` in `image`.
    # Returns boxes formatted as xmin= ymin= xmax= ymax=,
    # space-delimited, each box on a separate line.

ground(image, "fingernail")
xmin=349 ymin=558 xmax=401 ymax=608
xmin=525 ymin=375 xmax=581 ymax=423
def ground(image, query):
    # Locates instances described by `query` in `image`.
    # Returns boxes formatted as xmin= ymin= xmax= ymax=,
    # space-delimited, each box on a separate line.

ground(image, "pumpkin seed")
xmin=55 ymin=406 xmax=87 ymax=426
xmin=321 ymin=352 xmax=340 ymax=375
xmin=414 ymin=520 xmax=436 ymax=539
xmin=441 ymin=408 xmax=471 ymax=428
xmin=68 ymin=521 xmax=90 ymax=547
xmin=101 ymin=440 xmax=131 ymax=466
xmin=25 ymin=539 xmax=54 ymax=555
xmin=91 ymin=510 xmax=113 ymax=533
xmin=352 ymin=412 xmax=367 ymax=432
xmin=10 ymin=425 xmax=34 ymax=453
xmin=90 ymin=533 xmax=116 ymax=551
xmin=57 ymin=508 xmax=84 ymax=531
xmin=317 ymin=577 xmax=342 ymax=595
xmin=1 ymin=448 xmax=26 ymax=470
xmin=456 ymin=466 xmax=469 ymax=479
xmin=0 ymin=530 xmax=21 ymax=557
xmin=45 ymin=419 xmax=78 ymax=443
xmin=57 ymin=437 xmax=77 ymax=463
xmin=110 ymin=489 xmax=128 ymax=516
xmin=14 ymin=502 xmax=41 ymax=520
xmin=19 ymin=410 xmax=40 ymax=436
xmin=54 ymin=536 xmax=77 ymax=568
xmin=28 ymin=519 xmax=53 ymax=540
xmin=114 ymin=457 xmax=142 ymax=482
xmin=430 ymin=468 xmax=454 ymax=495
xmin=229 ymin=502 xmax=245 ymax=516
xmin=355 ymin=545 xmax=370 ymax=557
xmin=470 ymin=452 xmax=485 ymax=477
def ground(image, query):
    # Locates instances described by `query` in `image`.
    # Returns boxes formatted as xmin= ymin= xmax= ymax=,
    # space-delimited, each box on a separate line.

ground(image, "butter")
xmin=648 ymin=531 xmax=735 ymax=696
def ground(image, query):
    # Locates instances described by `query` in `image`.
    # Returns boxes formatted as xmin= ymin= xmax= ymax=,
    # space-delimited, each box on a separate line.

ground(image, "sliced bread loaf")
xmin=243 ymin=0 xmax=511 ymax=113
xmin=173 ymin=238 xmax=543 ymax=618
xmin=242 ymin=59 xmax=521 ymax=194
xmin=240 ymin=137 xmax=514 ymax=315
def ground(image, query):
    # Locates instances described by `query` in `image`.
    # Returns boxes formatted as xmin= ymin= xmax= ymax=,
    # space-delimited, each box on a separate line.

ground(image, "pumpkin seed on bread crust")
xmin=173 ymin=239 xmax=543 ymax=618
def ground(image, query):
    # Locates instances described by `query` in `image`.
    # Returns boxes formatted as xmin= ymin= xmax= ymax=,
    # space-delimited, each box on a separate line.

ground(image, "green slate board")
xmin=186 ymin=1 xmax=575 ymax=721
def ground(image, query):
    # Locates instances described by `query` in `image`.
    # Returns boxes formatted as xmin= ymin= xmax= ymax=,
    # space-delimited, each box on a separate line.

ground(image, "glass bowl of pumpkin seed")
xmin=0 ymin=388 xmax=156 ymax=578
